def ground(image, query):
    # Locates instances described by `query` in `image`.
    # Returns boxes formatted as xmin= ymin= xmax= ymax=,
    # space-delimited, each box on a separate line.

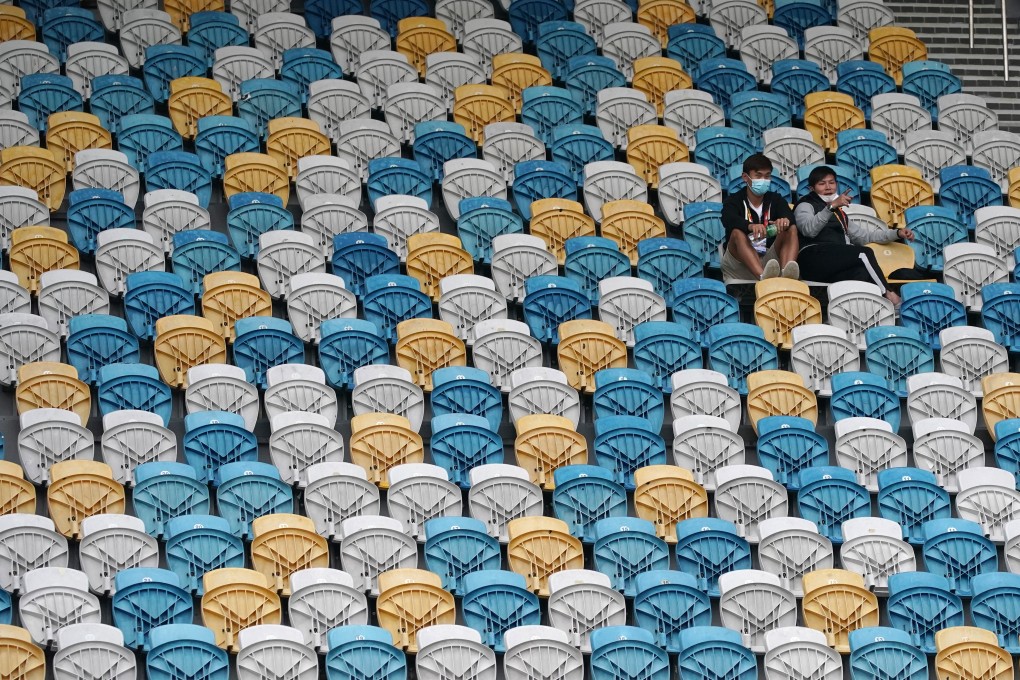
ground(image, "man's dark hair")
xmin=807 ymin=165 xmax=837 ymax=187
xmin=742 ymin=153 xmax=773 ymax=174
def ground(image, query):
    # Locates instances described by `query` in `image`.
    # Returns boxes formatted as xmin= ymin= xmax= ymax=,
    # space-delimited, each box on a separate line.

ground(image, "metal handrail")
xmin=968 ymin=0 xmax=1010 ymax=80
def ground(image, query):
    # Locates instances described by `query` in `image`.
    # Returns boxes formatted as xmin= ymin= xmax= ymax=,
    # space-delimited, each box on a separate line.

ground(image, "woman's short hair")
xmin=808 ymin=165 xmax=837 ymax=187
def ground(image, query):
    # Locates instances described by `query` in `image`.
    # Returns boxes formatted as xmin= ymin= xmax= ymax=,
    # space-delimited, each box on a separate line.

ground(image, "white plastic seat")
xmin=0 ymin=41 xmax=59 ymax=100
xmin=596 ymin=88 xmax=657 ymax=150
xmin=957 ymin=467 xmax=1020 ymax=543
xmin=939 ymin=325 xmax=1009 ymax=394
xmin=300 ymin=194 xmax=367 ymax=254
xmin=975 ymin=206 xmax=1020 ymax=260
xmin=0 ymin=270 xmax=30 ymax=314
xmin=763 ymin=128 xmax=826 ymax=189
xmin=416 ymin=625 xmax=497 ymax=680
xmin=296 ymin=157 xmax=361 ymax=209
xmin=119 ymin=9 xmax=181 ymax=68
xmin=257 ymin=230 xmax=325 ymax=299
xmin=508 ymin=367 xmax=581 ymax=425
xmin=573 ymin=0 xmax=631 ymax=46
xmin=300 ymin=462 xmax=381 ymax=540
xmin=100 ymin=410 xmax=177 ymax=485
xmin=95 ymin=229 xmax=164 ymax=296
xmin=825 ymin=279 xmax=895 ymax=349
xmin=905 ymin=372 xmax=978 ymax=432
xmin=78 ymin=514 xmax=158 ymax=595
xmin=709 ymin=0 xmax=768 ymax=49
xmin=355 ymin=50 xmax=417 ymax=109
xmin=790 ymin=324 xmax=861 ymax=395
xmin=490 ymin=234 xmax=557 ymax=302
xmin=184 ymin=364 xmax=259 ymax=430
xmin=253 ymin=12 xmax=315 ymax=68
xmin=597 ymin=276 xmax=667 ymax=346
xmin=481 ymin=123 xmax=546 ymax=183
xmin=212 ymin=46 xmax=274 ymax=101
xmin=232 ymin=0 xmax=288 ymax=32
xmin=329 ymin=16 xmax=389 ymax=72
xmin=19 ymin=567 xmax=101 ymax=647
xmin=911 ymin=417 xmax=982 ymax=494
xmin=670 ymin=369 xmax=742 ymax=431
xmin=436 ymin=0 xmax=494 ymax=40
xmin=97 ymin=0 xmax=157 ymax=32
xmin=0 ymin=515 xmax=68 ymax=594
xmin=657 ymin=162 xmax=723 ymax=228
xmin=426 ymin=53 xmax=487 ymax=110
xmin=718 ymin=569 xmax=798 ymax=653
xmin=504 ymin=625 xmax=583 ymax=680
xmin=903 ymin=130 xmax=967 ymax=191
xmin=582 ymin=161 xmax=647 ymax=223
xmin=18 ymin=409 xmax=95 ymax=485
xmin=338 ymin=515 xmax=417 ymax=594
xmin=286 ymin=272 xmax=357 ymax=343
xmin=270 ymin=411 xmax=345 ymax=485
xmin=0 ymin=110 xmax=38 ymax=149
xmin=834 ymin=416 xmax=909 ymax=491
xmin=336 ymin=119 xmax=401 ymax=180
xmin=65 ymin=43 xmax=129 ymax=101
xmin=803 ymin=25 xmax=862 ymax=83
xmin=38 ymin=270 xmax=110 ymax=339
xmin=713 ymin=465 xmax=788 ymax=543
xmin=72 ymin=150 xmax=140 ymax=206
xmin=141 ymin=189 xmax=210 ymax=254
xmin=836 ymin=0 xmax=894 ymax=41
xmin=672 ymin=414 xmax=744 ymax=491
xmin=757 ymin=517 xmax=833 ymax=597
xmin=468 ymin=464 xmax=543 ymax=543
xmin=307 ymin=81 xmax=371 ymax=145
xmin=0 ymin=186 xmax=48 ymax=251
xmin=438 ymin=275 xmax=509 ymax=343
xmin=663 ymin=90 xmax=725 ymax=151
xmin=937 ymin=92 xmax=998 ymax=155
xmin=462 ymin=19 xmax=521 ymax=76
xmin=236 ymin=625 xmax=318 ymax=680
xmin=384 ymin=82 xmax=446 ymax=144
xmin=351 ymin=365 xmax=425 ymax=431
xmin=265 ymin=364 xmax=338 ymax=426
xmin=547 ymin=570 xmax=627 ymax=653
xmin=739 ymin=25 xmax=798 ymax=84
xmin=472 ymin=319 xmax=541 ymax=391
xmin=839 ymin=517 xmax=915 ymax=594
xmin=0 ymin=313 xmax=60 ymax=386
xmin=972 ymin=130 xmax=1020 ymax=191
xmin=762 ymin=627 xmax=842 ymax=680
xmin=871 ymin=92 xmax=933 ymax=155
xmin=288 ymin=568 xmax=368 ymax=652
xmin=386 ymin=464 xmax=462 ymax=542
xmin=53 ymin=623 xmax=135 ymax=680
xmin=372 ymin=195 xmax=439 ymax=260
xmin=844 ymin=203 xmax=890 ymax=235
xmin=601 ymin=22 xmax=659 ymax=80
xmin=442 ymin=158 xmax=507 ymax=221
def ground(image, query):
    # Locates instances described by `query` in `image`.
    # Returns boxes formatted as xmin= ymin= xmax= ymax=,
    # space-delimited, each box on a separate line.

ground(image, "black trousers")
xmin=797 ymin=244 xmax=890 ymax=292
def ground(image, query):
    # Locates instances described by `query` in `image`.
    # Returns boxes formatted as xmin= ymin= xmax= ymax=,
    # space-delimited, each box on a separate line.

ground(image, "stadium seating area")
xmin=1 ymin=0 xmax=1020 ymax=676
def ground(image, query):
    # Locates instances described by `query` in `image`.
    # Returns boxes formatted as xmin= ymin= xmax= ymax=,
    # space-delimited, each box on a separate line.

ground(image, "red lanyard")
xmin=744 ymin=199 xmax=770 ymax=226
xmin=832 ymin=205 xmax=849 ymax=234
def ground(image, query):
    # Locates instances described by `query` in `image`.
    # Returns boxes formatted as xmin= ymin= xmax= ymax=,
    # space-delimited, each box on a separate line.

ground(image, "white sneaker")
xmin=760 ymin=260 xmax=781 ymax=279
xmin=781 ymin=261 xmax=800 ymax=280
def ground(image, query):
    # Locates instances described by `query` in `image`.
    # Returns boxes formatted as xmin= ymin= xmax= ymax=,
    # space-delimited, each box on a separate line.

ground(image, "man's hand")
xmin=748 ymin=223 xmax=766 ymax=239
xmin=829 ymin=190 xmax=853 ymax=209
xmin=773 ymin=217 xmax=791 ymax=232
xmin=897 ymin=227 xmax=915 ymax=241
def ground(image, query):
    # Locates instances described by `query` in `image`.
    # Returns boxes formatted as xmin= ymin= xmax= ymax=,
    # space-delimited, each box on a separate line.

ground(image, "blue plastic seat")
xmin=366 ymin=158 xmax=432 ymax=210
xmin=970 ymin=573 xmax=1020 ymax=654
xmin=457 ymin=197 xmax=524 ymax=263
xmin=317 ymin=318 xmax=390 ymax=390
xmin=143 ymin=45 xmax=206 ymax=102
xmin=18 ymin=73 xmax=82 ymax=131
xmin=187 ymin=12 xmax=248 ymax=65
xmin=233 ymin=317 xmax=304 ymax=389
xmin=770 ymin=59 xmax=828 ymax=119
xmin=430 ymin=414 xmax=503 ymax=488
xmin=693 ymin=59 xmax=756 ymax=118
xmin=226 ymin=192 xmax=294 ymax=259
xmin=461 ymin=570 xmax=541 ymax=651
xmin=112 ymin=567 xmax=193 ymax=649
xmin=41 ymin=8 xmax=103 ymax=62
xmin=835 ymin=130 xmax=897 ymax=192
xmin=829 ymin=371 xmax=901 ymax=427
xmin=795 ymin=163 xmax=861 ymax=199
xmin=898 ymin=281 xmax=967 ymax=347
xmin=921 ymin=518 xmax=997 ymax=597
xmin=20 ymin=0 xmax=75 ymax=24
xmin=413 ymin=121 xmax=477 ymax=182
xmin=729 ymin=91 xmax=792 ymax=143
xmin=995 ymin=419 xmax=1020 ymax=485
xmin=145 ymin=150 xmax=212 ymax=208
xmin=681 ymin=201 xmax=726 ymax=270
xmin=877 ymin=467 xmax=951 ymax=545
xmin=325 ymin=626 xmax=407 ymax=680
xmin=836 ymin=61 xmax=897 ymax=119
xmin=675 ymin=627 xmax=757 ymax=680
xmin=116 ymin=114 xmax=182 ymax=171
xmin=848 ymin=627 xmax=929 ymax=680
xmin=939 ymin=165 xmax=1003 ymax=230
xmin=887 ymin=572 xmax=964 ymax=654
xmin=96 ymin=363 xmax=172 ymax=424
xmin=725 ymin=166 xmax=792 ymax=200
xmin=171 ymin=230 xmax=241 ymax=296
xmin=692 ymin=127 xmax=756 ymax=184
xmin=91 ymin=74 xmax=155 ymax=132
xmin=636 ymin=237 xmax=702 ymax=298
xmin=593 ymin=415 xmax=667 ymax=489
xmin=674 ymin=518 xmax=751 ymax=597
xmin=632 ymin=570 xmax=712 ymax=653
xmin=132 ymin=462 xmax=211 ymax=538
xmin=0 ymin=588 xmax=11 ymax=624
xmin=549 ymin=123 xmax=614 ymax=184
xmin=281 ymin=48 xmax=342 ymax=99
xmin=589 ymin=626 xmax=671 ymax=680
xmin=902 ymin=60 xmax=962 ymax=122
xmin=66 ymin=188 xmax=135 ymax=254
xmin=195 ymin=116 xmax=259 ymax=178
xmin=796 ymin=466 xmax=870 ymax=543
xmin=536 ymin=21 xmax=596 ymax=80
xmin=66 ymin=314 xmax=140 ymax=385
xmin=213 ymin=461 xmax=293 ymax=539
xmin=423 ymin=517 xmax=501 ymax=595
xmin=146 ymin=623 xmax=230 ymax=680
xmin=430 ymin=366 xmax=502 ymax=431
xmin=521 ymin=86 xmax=584 ymax=144
xmin=164 ymin=515 xmax=245 ymax=595
xmin=1014 ymin=249 xmax=1020 ymax=282
xmin=666 ymin=24 xmax=726 ymax=72
xmin=755 ymin=415 xmax=828 ymax=490
xmin=632 ymin=321 xmax=702 ymax=393
xmin=553 ymin=466 xmax=628 ymax=543
xmin=512 ymin=160 xmax=577 ymax=220
xmin=304 ymin=0 xmax=360 ymax=37
xmin=183 ymin=411 xmax=258 ymax=483
xmin=863 ymin=326 xmax=935 ymax=396
xmin=563 ymin=236 xmax=630 ymax=304
xmin=236 ymin=79 xmax=302 ymax=138
xmin=594 ymin=518 xmax=670 ymax=596
xmin=705 ymin=322 xmax=777 ymax=394
xmin=522 ymin=275 xmax=591 ymax=343
xmin=371 ymin=0 xmax=427 ymax=36
xmin=563 ymin=56 xmax=626 ymax=114
xmin=982 ymin=283 xmax=1020 ymax=352
xmin=124 ymin=272 xmax=195 ymax=340
xmin=592 ymin=368 xmax=664 ymax=428
xmin=508 ymin=0 xmax=569 ymax=44
xmin=362 ymin=274 xmax=433 ymax=344
xmin=773 ymin=0 xmax=832 ymax=47
xmin=330 ymin=232 xmax=400 ymax=297
xmin=903 ymin=206 xmax=968 ymax=271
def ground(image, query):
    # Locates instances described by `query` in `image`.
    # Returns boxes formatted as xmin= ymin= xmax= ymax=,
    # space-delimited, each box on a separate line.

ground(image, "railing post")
xmin=970 ymin=0 xmax=975 ymax=47
xmin=1003 ymin=0 xmax=1011 ymax=81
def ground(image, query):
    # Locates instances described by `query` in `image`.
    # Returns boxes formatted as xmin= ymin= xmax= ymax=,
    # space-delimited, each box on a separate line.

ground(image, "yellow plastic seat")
xmin=45 ymin=112 xmax=112 ymax=173
xmin=529 ymin=198 xmax=596 ymax=264
xmin=865 ymin=241 xmax=936 ymax=285
xmin=557 ymin=319 xmax=627 ymax=394
xmin=633 ymin=465 xmax=709 ymax=543
xmin=15 ymin=362 xmax=91 ymax=423
xmin=601 ymin=200 xmax=666 ymax=264
xmin=869 ymin=164 xmax=934 ymax=230
xmin=348 ymin=413 xmax=424 ymax=487
xmin=935 ymin=627 xmax=1014 ymax=680
xmin=201 ymin=271 xmax=272 ymax=342
xmin=0 ymin=6 xmax=35 ymax=41
xmin=801 ymin=568 xmax=879 ymax=653
xmin=405 ymin=233 xmax=474 ymax=300
xmin=163 ymin=0 xmax=223 ymax=30
xmin=0 ymin=147 xmax=66 ymax=211
xmin=803 ymin=92 xmax=866 ymax=153
xmin=626 ymin=125 xmax=689 ymax=188
xmin=376 ymin=569 xmax=455 ymax=653
xmin=396 ymin=17 xmax=457 ymax=76
xmin=153 ymin=315 xmax=228 ymax=389
xmin=9 ymin=226 xmax=79 ymax=294
xmin=201 ymin=568 xmax=282 ymax=652
xmin=394 ymin=318 xmax=467 ymax=391
xmin=453 ymin=84 xmax=516 ymax=144
xmin=868 ymin=26 xmax=928 ymax=86
xmin=46 ymin=461 xmax=125 ymax=539
xmin=507 ymin=517 xmax=584 ymax=596
xmin=637 ymin=0 xmax=695 ymax=47
xmin=223 ymin=152 xmax=290 ymax=204
xmin=631 ymin=56 xmax=692 ymax=116
xmin=250 ymin=514 xmax=329 ymax=596
xmin=0 ymin=461 xmax=35 ymax=516
xmin=491 ymin=54 xmax=553 ymax=114
xmin=757 ymin=0 xmax=774 ymax=18
xmin=753 ymin=278 xmax=823 ymax=349
xmin=0 ymin=624 xmax=45 ymax=680
xmin=982 ymin=373 xmax=1020 ymax=438
xmin=167 ymin=77 xmax=232 ymax=140
xmin=266 ymin=117 xmax=331 ymax=181
xmin=746 ymin=370 xmax=818 ymax=433
xmin=514 ymin=414 xmax=588 ymax=490
xmin=1008 ymin=167 xmax=1020 ymax=209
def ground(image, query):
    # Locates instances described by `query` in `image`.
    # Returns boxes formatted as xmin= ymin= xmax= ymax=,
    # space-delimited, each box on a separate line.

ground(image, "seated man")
xmin=721 ymin=153 xmax=800 ymax=281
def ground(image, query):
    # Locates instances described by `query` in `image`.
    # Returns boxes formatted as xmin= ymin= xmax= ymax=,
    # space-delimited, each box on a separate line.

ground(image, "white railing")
xmin=969 ymin=0 xmax=1010 ymax=80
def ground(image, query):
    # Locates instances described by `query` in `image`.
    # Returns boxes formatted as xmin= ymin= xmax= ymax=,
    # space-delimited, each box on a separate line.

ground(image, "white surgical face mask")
xmin=819 ymin=193 xmax=839 ymax=203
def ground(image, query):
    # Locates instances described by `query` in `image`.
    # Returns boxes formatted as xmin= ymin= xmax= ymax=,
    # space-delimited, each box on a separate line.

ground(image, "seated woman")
xmin=794 ymin=165 xmax=914 ymax=306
